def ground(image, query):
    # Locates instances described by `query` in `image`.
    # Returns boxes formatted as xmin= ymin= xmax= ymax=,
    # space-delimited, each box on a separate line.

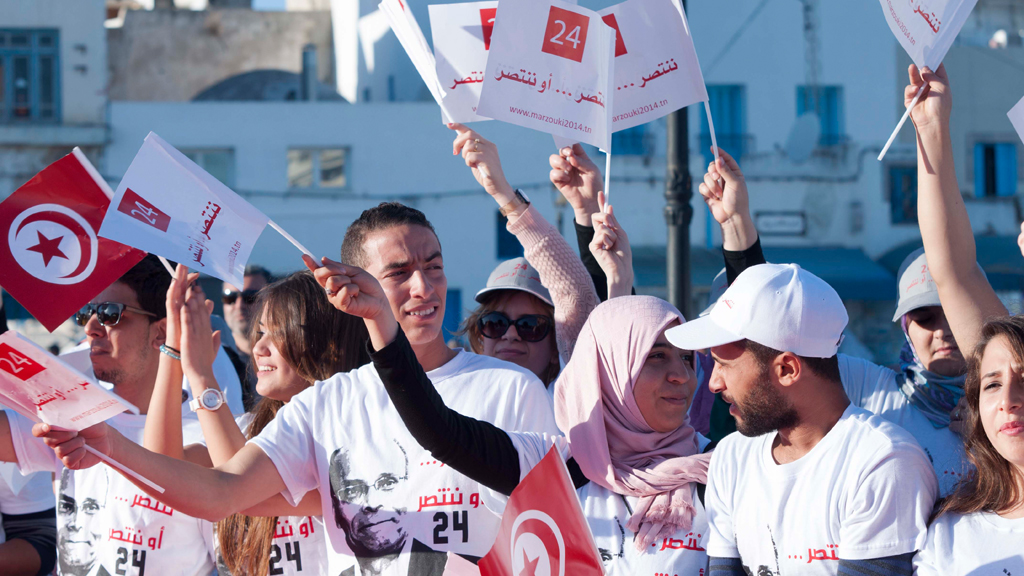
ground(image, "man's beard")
xmin=733 ymin=368 xmax=799 ymax=437
xmin=93 ymin=367 xmax=126 ymax=386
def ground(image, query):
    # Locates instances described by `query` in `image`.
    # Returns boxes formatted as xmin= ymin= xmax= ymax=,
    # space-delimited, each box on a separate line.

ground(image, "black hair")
xmin=340 ymin=202 xmax=439 ymax=267
xmin=117 ymin=254 xmax=172 ymax=320
xmin=740 ymin=339 xmax=842 ymax=384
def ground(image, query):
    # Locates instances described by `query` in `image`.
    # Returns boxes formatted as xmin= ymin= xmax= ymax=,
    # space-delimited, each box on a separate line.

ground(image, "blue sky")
xmin=251 ymin=0 xmax=287 ymax=10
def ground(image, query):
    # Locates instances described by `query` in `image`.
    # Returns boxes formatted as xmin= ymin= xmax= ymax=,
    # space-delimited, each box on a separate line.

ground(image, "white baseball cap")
xmin=475 ymin=258 xmax=553 ymax=306
xmin=892 ymin=248 xmax=940 ymax=322
xmin=699 ymin=268 xmax=729 ymax=317
xmin=666 ymin=263 xmax=848 ymax=358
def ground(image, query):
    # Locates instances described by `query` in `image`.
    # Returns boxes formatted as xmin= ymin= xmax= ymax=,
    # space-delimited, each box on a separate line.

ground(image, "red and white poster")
xmin=478 ymin=447 xmax=603 ymax=576
xmin=0 ymin=331 xmax=137 ymax=430
xmin=381 ymin=0 xmax=452 ymax=120
xmin=0 ymin=149 xmax=146 ymax=332
xmin=477 ymin=0 xmax=615 ymax=150
xmin=430 ymin=1 xmax=499 ymax=123
xmin=600 ymin=0 xmax=708 ymax=132
xmin=878 ymin=0 xmax=978 ymax=68
xmin=98 ymin=132 xmax=270 ymax=288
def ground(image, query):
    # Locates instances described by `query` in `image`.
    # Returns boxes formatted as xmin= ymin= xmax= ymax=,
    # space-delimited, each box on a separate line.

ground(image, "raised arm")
xmin=910 ymin=64 xmax=1007 ymax=353
xmin=588 ymin=196 xmax=634 ymax=299
xmin=305 ymin=256 xmax=525 ymax=496
xmin=32 ymin=422 xmax=285 ymax=522
xmin=450 ymin=124 xmax=600 ymax=361
xmin=698 ymin=149 xmax=766 ymax=284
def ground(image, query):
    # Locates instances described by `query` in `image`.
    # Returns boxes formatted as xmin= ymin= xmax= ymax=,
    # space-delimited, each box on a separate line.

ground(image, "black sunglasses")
xmin=222 ymin=289 xmax=260 ymax=306
xmin=478 ymin=311 xmax=552 ymax=342
xmin=74 ymin=302 xmax=157 ymax=327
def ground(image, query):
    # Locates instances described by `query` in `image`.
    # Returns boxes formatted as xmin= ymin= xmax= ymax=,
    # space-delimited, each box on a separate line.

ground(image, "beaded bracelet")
xmin=160 ymin=344 xmax=181 ymax=361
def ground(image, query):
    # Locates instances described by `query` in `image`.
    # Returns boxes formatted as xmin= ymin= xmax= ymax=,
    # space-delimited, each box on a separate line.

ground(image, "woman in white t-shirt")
xmin=899 ymin=64 xmax=1024 ymax=573
xmin=337 ymin=282 xmax=714 ymax=575
xmin=144 ymin=266 xmax=370 ymax=576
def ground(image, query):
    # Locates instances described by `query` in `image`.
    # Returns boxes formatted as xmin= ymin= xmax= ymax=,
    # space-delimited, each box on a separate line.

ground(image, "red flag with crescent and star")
xmin=479 ymin=447 xmax=604 ymax=576
xmin=0 ymin=149 xmax=146 ymax=332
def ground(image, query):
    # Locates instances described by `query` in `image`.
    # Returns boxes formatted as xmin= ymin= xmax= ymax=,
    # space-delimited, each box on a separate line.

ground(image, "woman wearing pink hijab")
xmin=365 ymin=294 xmax=713 ymax=575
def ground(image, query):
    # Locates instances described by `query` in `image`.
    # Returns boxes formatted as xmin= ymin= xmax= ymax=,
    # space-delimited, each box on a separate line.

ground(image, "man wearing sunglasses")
xmin=0 ymin=255 xmax=241 ymax=576
xmin=221 ymin=264 xmax=272 ymax=361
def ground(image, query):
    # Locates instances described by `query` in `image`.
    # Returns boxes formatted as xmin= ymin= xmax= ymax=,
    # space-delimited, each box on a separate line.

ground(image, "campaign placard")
xmin=430 ymin=1 xmax=499 ymax=123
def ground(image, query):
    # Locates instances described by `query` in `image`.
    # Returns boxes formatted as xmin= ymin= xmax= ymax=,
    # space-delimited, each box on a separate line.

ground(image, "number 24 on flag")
xmin=542 ymin=6 xmax=589 ymax=63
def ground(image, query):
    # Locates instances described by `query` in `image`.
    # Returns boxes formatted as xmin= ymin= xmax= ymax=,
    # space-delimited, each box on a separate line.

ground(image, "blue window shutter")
xmin=996 ymin=143 xmax=1018 ymax=197
xmin=442 ymin=289 xmax=462 ymax=342
xmin=974 ymin=143 xmax=986 ymax=198
xmin=703 ymin=85 xmax=746 ymax=164
xmin=496 ymin=211 xmax=523 ymax=259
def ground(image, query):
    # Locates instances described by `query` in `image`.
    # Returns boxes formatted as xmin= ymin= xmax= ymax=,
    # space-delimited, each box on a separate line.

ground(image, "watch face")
xmin=200 ymin=389 xmax=221 ymax=410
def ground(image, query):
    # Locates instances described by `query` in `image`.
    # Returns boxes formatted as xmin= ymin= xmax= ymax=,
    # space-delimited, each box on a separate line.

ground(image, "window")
xmin=889 ymin=165 xmax=917 ymax=224
xmin=287 ymin=148 xmax=349 ymax=190
xmin=612 ymin=125 xmax=651 ymax=156
xmin=701 ymin=85 xmax=747 ymax=165
xmin=0 ymin=29 xmax=59 ymax=122
xmin=974 ymin=142 xmax=1017 ymax=198
xmin=183 ymin=149 xmax=235 ymax=187
xmin=442 ymin=289 xmax=462 ymax=343
xmin=797 ymin=86 xmax=845 ymax=146
xmin=496 ymin=211 xmax=523 ymax=259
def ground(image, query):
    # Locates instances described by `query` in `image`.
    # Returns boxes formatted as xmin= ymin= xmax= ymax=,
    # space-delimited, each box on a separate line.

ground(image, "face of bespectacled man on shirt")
xmin=57 ymin=468 xmax=109 ymax=575
xmin=329 ymin=441 xmax=410 ymax=558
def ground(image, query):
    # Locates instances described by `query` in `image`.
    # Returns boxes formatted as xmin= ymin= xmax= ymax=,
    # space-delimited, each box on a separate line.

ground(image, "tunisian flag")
xmin=0 ymin=149 xmax=146 ymax=332
xmin=479 ymin=447 xmax=603 ymax=576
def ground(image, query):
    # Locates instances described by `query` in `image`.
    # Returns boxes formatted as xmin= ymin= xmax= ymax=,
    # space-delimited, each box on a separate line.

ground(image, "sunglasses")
xmin=478 ymin=312 xmax=552 ymax=343
xmin=222 ymin=289 xmax=260 ymax=306
xmin=74 ymin=302 xmax=157 ymax=327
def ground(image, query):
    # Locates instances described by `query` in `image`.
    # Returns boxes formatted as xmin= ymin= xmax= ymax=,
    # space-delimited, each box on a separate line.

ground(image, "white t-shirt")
xmin=914 ymin=511 xmax=1024 ymax=575
xmin=706 ymin=405 xmax=937 ymax=575
xmin=249 ymin=350 xmax=558 ymax=576
xmin=839 ymin=354 xmax=969 ymax=495
xmin=0 ymin=461 xmax=55 ymax=543
xmin=487 ymin=432 xmax=712 ymax=576
xmin=7 ymin=410 xmax=217 ymax=576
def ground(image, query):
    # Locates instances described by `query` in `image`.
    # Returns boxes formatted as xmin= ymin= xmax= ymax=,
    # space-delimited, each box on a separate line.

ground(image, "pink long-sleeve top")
xmin=506 ymin=205 xmax=601 ymax=364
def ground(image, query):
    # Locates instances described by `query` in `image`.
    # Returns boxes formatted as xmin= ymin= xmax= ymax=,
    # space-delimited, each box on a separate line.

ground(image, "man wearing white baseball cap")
xmin=666 ymin=262 xmax=937 ymax=576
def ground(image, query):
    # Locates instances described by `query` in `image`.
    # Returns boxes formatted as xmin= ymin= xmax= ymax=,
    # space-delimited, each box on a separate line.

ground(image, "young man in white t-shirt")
xmin=33 ymin=203 xmax=558 ymax=576
xmin=0 ymin=256 xmax=218 ymax=576
xmin=666 ymin=263 xmax=937 ymax=576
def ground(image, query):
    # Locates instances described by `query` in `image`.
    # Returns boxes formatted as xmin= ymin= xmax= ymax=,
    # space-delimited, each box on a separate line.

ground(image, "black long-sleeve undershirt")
xmin=722 ymin=237 xmax=766 ymax=286
xmin=369 ymin=329 xmax=524 ymax=496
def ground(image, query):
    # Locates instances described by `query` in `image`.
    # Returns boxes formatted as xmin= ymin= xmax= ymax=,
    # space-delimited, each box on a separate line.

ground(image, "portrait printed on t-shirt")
xmin=329 ymin=439 xmax=447 ymax=576
xmin=58 ymin=468 xmax=112 ymax=576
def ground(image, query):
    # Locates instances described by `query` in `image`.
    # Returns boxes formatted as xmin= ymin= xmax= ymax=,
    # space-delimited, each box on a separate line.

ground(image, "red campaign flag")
xmin=0 ymin=149 xmax=146 ymax=332
xmin=479 ymin=447 xmax=604 ymax=576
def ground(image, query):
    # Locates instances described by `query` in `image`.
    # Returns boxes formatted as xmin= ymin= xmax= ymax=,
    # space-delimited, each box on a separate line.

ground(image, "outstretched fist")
xmin=303 ymin=255 xmax=389 ymax=321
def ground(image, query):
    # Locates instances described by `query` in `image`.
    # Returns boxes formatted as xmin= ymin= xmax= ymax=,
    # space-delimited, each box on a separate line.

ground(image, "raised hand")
xmin=164 ymin=264 xmax=200 ymax=351
xmin=303 ymin=255 xmax=397 ymax=350
xmin=449 ymin=123 xmax=515 ymax=202
xmin=907 ymin=63 xmax=951 ymax=132
xmin=179 ymin=283 xmax=221 ymax=385
xmin=697 ymin=148 xmax=758 ymax=251
xmin=549 ymin=144 xmax=603 ymax=226
xmin=589 ymin=193 xmax=633 ymax=299
xmin=33 ymin=422 xmax=113 ymax=470
xmin=1018 ymin=221 xmax=1024 ymax=259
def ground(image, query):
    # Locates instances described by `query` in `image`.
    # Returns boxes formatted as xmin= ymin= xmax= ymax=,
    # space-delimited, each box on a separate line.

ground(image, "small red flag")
xmin=0 ymin=149 xmax=146 ymax=332
xmin=479 ymin=447 xmax=604 ymax=576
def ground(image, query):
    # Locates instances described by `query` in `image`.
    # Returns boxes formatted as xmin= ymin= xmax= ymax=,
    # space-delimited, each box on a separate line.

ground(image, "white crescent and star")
xmin=7 ymin=203 xmax=98 ymax=285
xmin=510 ymin=510 xmax=566 ymax=576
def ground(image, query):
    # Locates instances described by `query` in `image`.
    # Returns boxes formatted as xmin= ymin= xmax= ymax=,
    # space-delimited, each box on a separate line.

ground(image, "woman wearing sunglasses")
xmin=309 ymin=258 xmax=710 ymax=575
xmin=451 ymin=123 xmax=632 ymax=388
xmin=143 ymin=265 xmax=369 ymax=576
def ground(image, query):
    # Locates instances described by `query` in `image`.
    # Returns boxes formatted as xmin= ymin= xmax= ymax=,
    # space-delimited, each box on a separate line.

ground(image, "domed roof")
xmin=192 ymin=69 xmax=346 ymax=102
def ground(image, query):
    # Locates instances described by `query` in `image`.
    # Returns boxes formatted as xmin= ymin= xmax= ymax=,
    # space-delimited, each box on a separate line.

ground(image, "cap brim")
xmin=665 ymin=316 xmax=743 ymax=351
xmin=475 ymin=285 xmax=554 ymax=306
xmin=892 ymin=292 xmax=943 ymax=322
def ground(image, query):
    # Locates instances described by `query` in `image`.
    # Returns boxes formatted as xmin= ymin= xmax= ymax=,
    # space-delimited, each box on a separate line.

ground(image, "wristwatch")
xmin=498 ymin=189 xmax=531 ymax=217
xmin=189 ymin=388 xmax=225 ymax=413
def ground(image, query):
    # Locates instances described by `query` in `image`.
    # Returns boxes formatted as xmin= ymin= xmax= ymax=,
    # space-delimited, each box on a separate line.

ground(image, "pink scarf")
xmin=554 ymin=296 xmax=712 ymax=551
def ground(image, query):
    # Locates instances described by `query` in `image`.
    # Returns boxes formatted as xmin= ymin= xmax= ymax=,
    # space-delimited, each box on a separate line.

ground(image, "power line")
xmin=703 ymin=0 xmax=774 ymax=77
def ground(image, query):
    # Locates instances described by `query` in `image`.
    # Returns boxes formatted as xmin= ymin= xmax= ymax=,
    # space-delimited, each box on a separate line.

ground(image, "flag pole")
xmin=158 ymin=257 xmax=175 ymax=277
xmin=268 ymin=221 xmax=316 ymax=260
xmin=604 ymin=147 xmax=612 ymax=200
xmin=703 ymin=100 xmax=722 ymax=169
xmin=878 ymin=84 xmax=926 ymax=161
xmin=84 ymin=445 xmax=165 ymax=493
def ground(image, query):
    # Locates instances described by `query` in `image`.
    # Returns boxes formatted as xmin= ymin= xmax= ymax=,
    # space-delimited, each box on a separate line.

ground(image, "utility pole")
xmin=664 ymin=0 xmax=692 ymax=317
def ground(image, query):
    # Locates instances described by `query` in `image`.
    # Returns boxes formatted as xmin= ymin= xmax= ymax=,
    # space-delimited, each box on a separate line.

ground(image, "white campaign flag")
xmin=430 ymin=1 xmax=498 ymax=124
xmin=601 ymin=0 xmax=708 ymax=132
xmin=1009 ymin=95 xmax=1024 ymax=144
xmin=0 ymin=331 xmax=136 ymax=431
xmin=477 ymin=0 xmax=615 ymax=150
xmin=98 ymin=132 xmax=269 ymax=287
xmin=381 ymin=0 xmax=451 ymax=120
xmin=879 ymin=0 xmax=978 ymax=69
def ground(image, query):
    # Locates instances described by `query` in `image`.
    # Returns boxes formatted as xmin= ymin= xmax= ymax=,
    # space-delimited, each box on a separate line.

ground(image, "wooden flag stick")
xmin=269 ymin=220 xmax=316 ymax=260
xmin=878 ymin=84 xmax=926 ymax=162
xmin=84 ymin=445 xmax=165 ymax=493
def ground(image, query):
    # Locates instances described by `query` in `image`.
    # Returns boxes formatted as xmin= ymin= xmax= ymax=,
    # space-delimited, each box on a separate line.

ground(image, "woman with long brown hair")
xmin=900 ymin=64 xmax=1023 ymax=572
xmin=144 ymin=265 xmax=369 ymax=576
